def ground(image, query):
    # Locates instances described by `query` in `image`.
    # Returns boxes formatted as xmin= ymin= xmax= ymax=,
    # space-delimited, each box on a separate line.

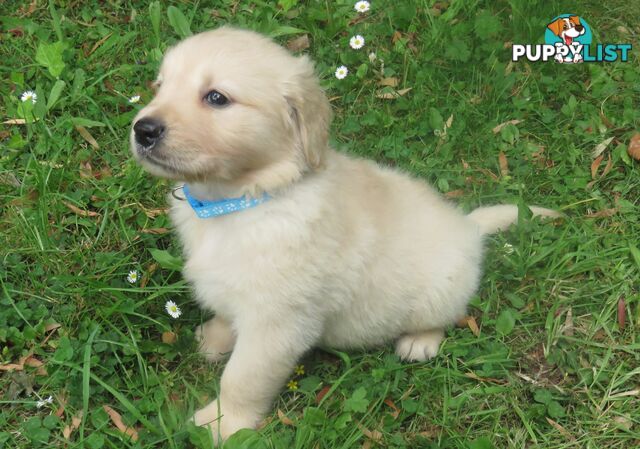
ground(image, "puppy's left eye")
xmin=204 ymin=90 xmax=229 ymax=107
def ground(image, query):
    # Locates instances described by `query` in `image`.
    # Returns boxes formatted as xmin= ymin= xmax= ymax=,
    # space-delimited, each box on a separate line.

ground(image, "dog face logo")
xmin=547 ymin=16 xmax=585 ymax=46
xmin=544 ymin=14 xmax=592 ymax=63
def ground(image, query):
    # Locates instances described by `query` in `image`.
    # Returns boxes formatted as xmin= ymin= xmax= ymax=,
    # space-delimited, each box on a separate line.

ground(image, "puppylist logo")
xmin=512 ymin=14 xmax=632 ymax=64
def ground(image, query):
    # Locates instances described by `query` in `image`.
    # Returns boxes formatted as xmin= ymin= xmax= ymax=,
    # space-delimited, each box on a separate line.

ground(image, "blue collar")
xmin=181 ymin=184 xmax=270 ymax=218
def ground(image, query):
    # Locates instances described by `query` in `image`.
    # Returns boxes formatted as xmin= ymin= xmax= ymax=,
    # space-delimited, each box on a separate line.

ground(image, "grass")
xmin=1 ymin=0 xmax=639 ymax=448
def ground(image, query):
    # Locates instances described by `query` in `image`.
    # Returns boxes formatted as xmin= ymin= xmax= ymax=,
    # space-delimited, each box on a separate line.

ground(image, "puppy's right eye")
xmin=204 ymin=90 xmax=230 ymax=107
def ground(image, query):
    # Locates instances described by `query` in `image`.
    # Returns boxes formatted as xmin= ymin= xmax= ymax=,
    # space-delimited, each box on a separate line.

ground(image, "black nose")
xmin=134 ymin=117 xmax=165 ymax=149
xmin=575 ymin=24 xmax=584 ymax=32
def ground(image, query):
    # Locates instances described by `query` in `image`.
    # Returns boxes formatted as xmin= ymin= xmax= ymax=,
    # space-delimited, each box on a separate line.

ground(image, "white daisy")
xmin=36 ymin=396 xmax=53 ymax=408
xmin=354 ymin=1 xmax=370 ymax=13
xmin=335 ymin=65 xmax=349 ymax=80
xmin=349 ymin=35 xmax=365 ymax=50
xmin=165 ymin=300 xmax=182 ymax=318
xmin=127 ymin=270 xmax=138 ymax=283
xmin=20 ymin=91 xmax=37 ymax=104
xmin=128 ymin=95 xmax=141 ymax=104
xmin=503 ymin=243 xmax=514 ymax=254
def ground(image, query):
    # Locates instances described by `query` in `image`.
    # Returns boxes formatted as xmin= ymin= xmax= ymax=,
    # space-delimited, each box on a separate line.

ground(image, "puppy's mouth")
xmin=135 ymin=144 xmax=179 ymax=174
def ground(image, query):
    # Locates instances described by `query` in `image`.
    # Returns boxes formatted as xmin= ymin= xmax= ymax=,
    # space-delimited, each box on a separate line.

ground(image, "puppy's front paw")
xmin=395 ymin=329 xmax=444 ymax=362
xmin=193 ymin=399 xmax=259 ymax=445
xmin=196 ymin=317 xmax=235 ymax=363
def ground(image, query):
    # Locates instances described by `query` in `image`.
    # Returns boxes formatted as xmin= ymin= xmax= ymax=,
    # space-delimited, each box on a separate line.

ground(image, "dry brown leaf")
xmin=391 ymin=31 xmax=402 ymax=43
xmin=457 ymin=316 xmax=480 ymax=336
xmin=0 ymin=172 xmax=21 ymax=188
xmin=45 ymin=323 xmax=62 ymax=332
xmin=25 ymin=356 xmax=47 ymax=376
xmin=361 ymin=441 xmax=372 ymax=449
xmin=498 ymin=151 xmax=509 ymax=177
xmin=592 ymin=136 xmax=614 ymax=159
xmin=384 ymin=397 xmax=400 ymax=419
xmin=277 ymin=409 xmax=295 ymax=426
xmin=79 ymin=161 xmax=93 ymax=179
xmin=75 ymin=125 xmax=99 ymax=149
xmin=141 ymin=227 xmax=170 ymax=235
xmin=585 ymin=208 xmax=618 ymax=218
xmin=546 ymin=417 xmax=575 ymax=441
xmin=315 ymin=384 xmax=330 ymax=404
xmin=628 ymin=133 xmax=640 ymax=161
xmin=461 ymin=159 xmax=470 ymax=170
xmin=377 ymin=77 xmax=399 ymax=88
xmin=479 ymin=168 xmax=499 ymax=181
xmin=613 ymin=415 xmax=633 ymax=430
xmin=618 ymin=297 xmax=626 ymax=330
xmin=286 ymin=34 xmax=310 ymax=52
xmin=601 ymin=154 xmax=614 ymax=177
xmin=64 ymin=201 xmax=100 ymax=217
xmin=0 ymin=353 xmax=31 ymax=372
xmin=140 ymin=263 xmax=158 ymax=289
xmin=590 ymin=154 xmax=604 ymax=179
xmin=3 ymin=118 xmax=27 ymax=125
xmin=358 ymin=424 xmax=382 ymax=442
xmin=142 ymin=206 xmax=168 ymax=219
xmin=87 ymin=33 xmax=113 ymax=57
xmin=54 ymin=395 xmax=67 ymax=418
xmin=464 ymin=371 xmax=506 ymax=384
xmin=375 ymin=87 xmax=412 ymax=99
xmin=63 ymin=412 xmax=83 ymax=440
xmin=492 ymin=119 xmax=522 ymax=134
xmin=103 ymin=405 xmax=139 ymax=441
xmin=445 ymin=114 xmax=453 ymax=129
xmin=444 ymin=189 xmax=465 ymax=199
xmin=161 ymin=331 xmax=176 ymax=344
xmin=563 ymin=308 xmax=574 ymax=337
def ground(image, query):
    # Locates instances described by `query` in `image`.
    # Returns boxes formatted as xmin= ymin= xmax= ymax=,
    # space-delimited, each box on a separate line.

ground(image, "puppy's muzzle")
xmin=133 ymin=117 xmax=165 ymax=151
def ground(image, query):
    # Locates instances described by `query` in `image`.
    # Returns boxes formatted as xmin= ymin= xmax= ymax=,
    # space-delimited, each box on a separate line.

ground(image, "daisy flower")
xmin=165 ymin=300 xmax=182 ymax=318
xmin=126 ymin=270 xmax=138 ymax=283
xmin=287 ymin=380 xmax=298 ymax=391
xmin=128 ymin=95 xmax=141 ymax=104
xmin=354 ymin=1 xmax=370 ymax=13
xmin=335 ymin=65 xmax=349 ymax=80
xmin=36 ymin=396 xmax=53 ymax=408
xmin=294 ymin=365 xmax=305 ymax=376
xmin=503 ymin=243 xmax=514 ymax=254
xmin=349 ymin=35 xmax=365 ymax=50
xmin=20 ymin=91 xmax=37 ymax=104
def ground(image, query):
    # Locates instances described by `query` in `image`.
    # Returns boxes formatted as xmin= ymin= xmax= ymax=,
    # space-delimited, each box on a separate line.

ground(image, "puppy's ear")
xmin=569 ymin=16 xmax=581 ymax=26
xmin=285 ymin=56 xmax=332 ymax=170
xmin=547 ymin=18 xmax=564 ymax=36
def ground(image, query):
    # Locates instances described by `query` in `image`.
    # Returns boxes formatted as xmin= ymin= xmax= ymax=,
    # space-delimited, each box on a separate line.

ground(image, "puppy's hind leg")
xmin=196 ymin=316 xmax=236 ymax=363
xmin=395 ymin=329 xmax=444 ymax=362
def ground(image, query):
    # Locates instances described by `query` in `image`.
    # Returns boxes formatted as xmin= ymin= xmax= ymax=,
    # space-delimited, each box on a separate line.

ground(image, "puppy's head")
xmin=130 ymin=27 xmax=331 ymax=191
xmin=547 ymin=16 xmax=585 ymax=44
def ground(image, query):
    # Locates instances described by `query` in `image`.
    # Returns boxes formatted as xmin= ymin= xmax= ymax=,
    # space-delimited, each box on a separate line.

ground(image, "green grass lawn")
xmin=1 ymin=0 xmax=639 ymax=448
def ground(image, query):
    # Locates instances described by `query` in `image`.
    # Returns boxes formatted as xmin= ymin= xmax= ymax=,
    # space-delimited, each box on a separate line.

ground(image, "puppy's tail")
xmin=467 ymin=204 xmax=560 ymax=235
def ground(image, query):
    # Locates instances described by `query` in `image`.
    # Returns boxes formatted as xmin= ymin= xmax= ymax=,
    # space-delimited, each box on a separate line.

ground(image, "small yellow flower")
xmin=287 ymin=380 xmax=298 ymax=391
xmin=294 ymin=365 xmax=305 ymax=376
xmin=335 ymin=65 xmax=348 ymax=80
xmin=21 ymin=90 xmax=37 ymax=104
xmin=165 ymin=300 xmax=182 ymax=318
xmin=354 ymin=1 xmax=370 ymax=13
xmin=127 ymin=270 xmax=138 ymax=283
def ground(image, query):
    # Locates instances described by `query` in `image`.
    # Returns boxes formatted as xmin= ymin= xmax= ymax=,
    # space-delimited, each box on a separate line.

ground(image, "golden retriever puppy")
xmin=130 ymin=27 xmax=556 ymax=443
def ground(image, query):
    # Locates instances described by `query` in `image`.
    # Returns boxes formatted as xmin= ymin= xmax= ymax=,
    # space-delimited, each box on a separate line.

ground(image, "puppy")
xmin=547 ymin=16 xmax=585 ymax=63
xmin=130 ymin=27 xmax=557 ymax=443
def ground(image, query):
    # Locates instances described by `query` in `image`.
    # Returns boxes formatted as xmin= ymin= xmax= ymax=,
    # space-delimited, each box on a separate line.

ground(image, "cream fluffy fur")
xmin=130 ymin=27 xmax=557 ymax=444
